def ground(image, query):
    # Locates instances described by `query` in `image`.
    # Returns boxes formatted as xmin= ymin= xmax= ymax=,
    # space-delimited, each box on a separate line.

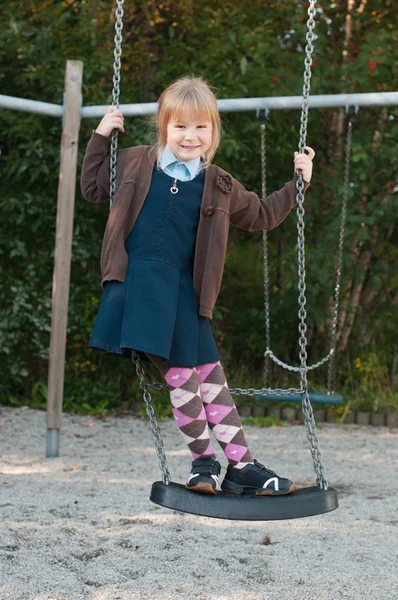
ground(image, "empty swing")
xmin=108 ymin=0 xmax=338 ymax=520
xmin=255 ymin=105 xmax=358 ymax=406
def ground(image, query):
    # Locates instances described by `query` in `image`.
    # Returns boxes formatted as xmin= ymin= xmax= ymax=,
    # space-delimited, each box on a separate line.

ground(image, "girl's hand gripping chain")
xmin=294 ymin=145 xmax=315 ymax=184
xmin=95 ymin=105 xmax=125 ymax=138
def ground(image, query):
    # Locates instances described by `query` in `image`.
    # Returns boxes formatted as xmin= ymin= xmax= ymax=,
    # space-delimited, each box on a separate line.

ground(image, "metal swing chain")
xmin=109 ymin=0 xmax=125 ymax=211
xmin=258 ymin=109 xmax=332 ymax=375
xmin=108 ymin=2 xmax=171 ymax=484
xmin=151 ymin=380 xmax=303 ymax=397
xmin=108 ymin=0 xmax=326 ymax=487
xmin=131 ymin=352 xmax=171 ymax=485
xmin=265 ymin=349 xmax=333 ymax=373
xmin=233 ymin=3 xmax=330 ymax=493
xmin=227 ymin=111 xmax=303 ymax=397
xmin=327 ymin=108 xmax=356 ymax=394
xmin=262 ymin=108 xmax=355 ymax=381
xmin=228 ymin=133 xmax=303 ymax=401
xmin=295 ymin=0 xmax=328 ymax=490
xmin=258 ymin=110 xmax=272 ymax=388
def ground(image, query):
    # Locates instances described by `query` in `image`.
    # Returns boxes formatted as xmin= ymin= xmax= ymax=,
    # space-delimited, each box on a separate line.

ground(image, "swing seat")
xmin=150 ymin=481 xmax=338 ymax=521
xmin=255 ymin=392 xmax=344 ymax=405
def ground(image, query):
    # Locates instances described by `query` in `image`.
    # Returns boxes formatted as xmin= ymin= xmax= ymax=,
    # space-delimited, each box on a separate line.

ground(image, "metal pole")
xmin=0 ymin=94 xmax=63 ymax=117
xmin=1 ymin=92 xmax=397 ymax=118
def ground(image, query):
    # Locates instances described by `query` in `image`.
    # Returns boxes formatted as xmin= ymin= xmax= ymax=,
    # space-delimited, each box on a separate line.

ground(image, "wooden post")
xmin=46 ymin=60 xmax=83 ymax=457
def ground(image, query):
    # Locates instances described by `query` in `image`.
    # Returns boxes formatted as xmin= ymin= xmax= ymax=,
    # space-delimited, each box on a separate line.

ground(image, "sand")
xmin=0 ymin=404 xmax=397 ymax=600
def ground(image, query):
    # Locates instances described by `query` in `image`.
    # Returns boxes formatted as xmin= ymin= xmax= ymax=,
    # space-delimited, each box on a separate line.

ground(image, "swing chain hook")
xmin=346 ymin=104 xmax=359 ymax=124
xmin=109 ymin=0 xmax=125 ymax=211
xmin=131 ymin=351 xmax=171 ymax=485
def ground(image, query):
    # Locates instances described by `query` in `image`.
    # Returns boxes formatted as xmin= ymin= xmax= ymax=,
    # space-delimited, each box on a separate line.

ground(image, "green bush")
xmin=1 ymin=1 xmax=397 ymax=415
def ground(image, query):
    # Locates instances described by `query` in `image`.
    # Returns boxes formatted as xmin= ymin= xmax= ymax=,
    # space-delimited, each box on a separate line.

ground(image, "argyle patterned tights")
xmin=145 ymin=354 xmax=253 ymax=469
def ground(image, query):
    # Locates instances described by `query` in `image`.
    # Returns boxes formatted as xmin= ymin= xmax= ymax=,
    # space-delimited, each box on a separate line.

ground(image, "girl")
xmin=80 ymin=76 xmax=314 ymax=497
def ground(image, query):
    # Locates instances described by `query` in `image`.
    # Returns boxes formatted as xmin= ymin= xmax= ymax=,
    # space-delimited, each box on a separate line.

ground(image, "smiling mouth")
xmin=181 ymin=145 xmax=200 ymax=150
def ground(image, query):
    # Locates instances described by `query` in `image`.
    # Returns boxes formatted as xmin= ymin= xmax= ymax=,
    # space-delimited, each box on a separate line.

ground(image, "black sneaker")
xmin=221 ymin=459 xmax=296 ymax=496
xmin=185 ymin=457 xmax=221 ymax=495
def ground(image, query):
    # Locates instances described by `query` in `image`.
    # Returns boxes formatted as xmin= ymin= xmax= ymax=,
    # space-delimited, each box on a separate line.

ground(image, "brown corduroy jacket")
xmin=80 ymin=131 xmax=310 ymax=319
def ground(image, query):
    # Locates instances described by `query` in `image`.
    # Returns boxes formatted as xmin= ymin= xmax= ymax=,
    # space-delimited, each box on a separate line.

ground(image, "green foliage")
xmin=242 ymin=416 xmax=284 ymax=428
xmin=0 ymin=1 xmax=397 ymax=415
xmin=343 ymin=351 xmax=398 ymax=413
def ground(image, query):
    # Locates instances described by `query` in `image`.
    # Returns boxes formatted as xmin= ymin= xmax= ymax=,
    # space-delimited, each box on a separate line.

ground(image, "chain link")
xmin=299 ymin=3 xmax=316 ymax=155
xmin=149 ymin=380 xmax=304 ymax=397
xmin=229 ymin=387 xmax=303 ymax=397
xmin=259 ymin=110 xmax=333 ymax=377
xmin=295 ymin=1 xmax=328 ymax=490
xmin=109 ymin=0 xmax=125 ymax=211
xmin=265 ymin=349 xmax=333 ymax=373
xmin=108 ymin=2 xmax=172 ymax=486
xmin=327 ymin=110 xmax=355 ymax=393
xmin=131 ymin=352 xmax=171 ymax=484
xmin=258 ymin=111 xmax=272 ymax=389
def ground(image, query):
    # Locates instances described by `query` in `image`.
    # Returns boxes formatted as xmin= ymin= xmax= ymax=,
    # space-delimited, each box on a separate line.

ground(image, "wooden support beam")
xmin=46 ymin=60 xmax=83 ymax=457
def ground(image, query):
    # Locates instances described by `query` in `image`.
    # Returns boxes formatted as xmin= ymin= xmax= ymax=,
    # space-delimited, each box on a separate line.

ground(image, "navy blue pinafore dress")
xmin=88 ymin=166 xmax=221 ymax=367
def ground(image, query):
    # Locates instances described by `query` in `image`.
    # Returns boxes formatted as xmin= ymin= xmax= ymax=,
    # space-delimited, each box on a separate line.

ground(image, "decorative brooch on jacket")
xmin=217 ymin=174 xmax=233 ymax=194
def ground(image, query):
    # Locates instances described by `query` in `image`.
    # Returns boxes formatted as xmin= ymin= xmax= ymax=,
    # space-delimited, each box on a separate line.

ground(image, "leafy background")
xmin=0 ymin=0 xmax=397 ymax=415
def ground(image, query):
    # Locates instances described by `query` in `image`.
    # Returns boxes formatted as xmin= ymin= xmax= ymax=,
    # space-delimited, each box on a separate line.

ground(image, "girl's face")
xmin=167 ymin=115 xmax=213 ymax=162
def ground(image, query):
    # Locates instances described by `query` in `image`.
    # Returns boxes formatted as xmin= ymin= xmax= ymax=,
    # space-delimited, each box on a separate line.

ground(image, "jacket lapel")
xmin=137 ymin=146 xmax=157 ymax=209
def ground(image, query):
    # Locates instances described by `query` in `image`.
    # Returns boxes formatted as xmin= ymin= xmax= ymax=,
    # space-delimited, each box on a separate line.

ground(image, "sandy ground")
xmin=0 ymin=404 xmax=397 ymax=600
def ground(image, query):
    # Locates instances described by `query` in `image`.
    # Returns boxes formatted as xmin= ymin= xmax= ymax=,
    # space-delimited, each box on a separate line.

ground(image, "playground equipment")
xmin=255 ymin=105 xmax=358 ymax=407
xmin=109 ymin=0 xmax=338 ymax=520
xmin=2 ymin=1 xmax=397 ymax=521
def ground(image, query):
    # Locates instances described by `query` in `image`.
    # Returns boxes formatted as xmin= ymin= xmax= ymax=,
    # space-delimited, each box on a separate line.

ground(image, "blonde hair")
xmin=151 ymin=76 xmax=221 ymax=170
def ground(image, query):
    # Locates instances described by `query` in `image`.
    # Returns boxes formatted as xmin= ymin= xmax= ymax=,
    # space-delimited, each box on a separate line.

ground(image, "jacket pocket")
xmin=215 ymin=193 xmax=231 ymax=214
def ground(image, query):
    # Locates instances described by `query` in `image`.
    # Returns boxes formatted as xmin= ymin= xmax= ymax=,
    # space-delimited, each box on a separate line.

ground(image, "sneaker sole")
xmin=255 ymin=483 xmax=297 ymax=496
xmin=185 ymin=481 xmax=217 ymax=495
xmin=221 ymin=482 xmax=297 ymax=496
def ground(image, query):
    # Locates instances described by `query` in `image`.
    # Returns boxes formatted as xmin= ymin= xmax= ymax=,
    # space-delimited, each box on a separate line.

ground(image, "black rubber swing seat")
xmin=150 ymin=481 xmax=338 ymax=521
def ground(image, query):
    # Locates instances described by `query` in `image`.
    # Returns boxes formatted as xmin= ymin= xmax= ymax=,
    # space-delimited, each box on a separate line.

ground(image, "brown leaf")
xmin=260 ymin=535 xmax=271 ymax=545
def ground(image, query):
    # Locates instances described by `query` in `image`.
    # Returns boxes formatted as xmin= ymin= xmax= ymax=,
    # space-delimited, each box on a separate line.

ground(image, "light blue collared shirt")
xmin=160 ymin=144 xmax=203 ymax=181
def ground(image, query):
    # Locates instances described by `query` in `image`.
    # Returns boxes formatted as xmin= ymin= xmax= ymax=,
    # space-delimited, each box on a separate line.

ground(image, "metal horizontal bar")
xmin=82 ymin=92 xmax=398 ymax=117
xmin=81 ymin=101 xmax=159 ymax=118
xmin=0 ymin=94 xmax=63 ymax=117
xmin=1 ymin=92 xmax=397 ymax=118
xmin=220 ymin=92 xmax=398 ymax=111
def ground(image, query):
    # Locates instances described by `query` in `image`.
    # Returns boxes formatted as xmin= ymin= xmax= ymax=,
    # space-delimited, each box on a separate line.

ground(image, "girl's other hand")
xmin=294 ymin=146 xmax=315 ymax=183
xmin=95 ymin=105 xmax=125 ymax=138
